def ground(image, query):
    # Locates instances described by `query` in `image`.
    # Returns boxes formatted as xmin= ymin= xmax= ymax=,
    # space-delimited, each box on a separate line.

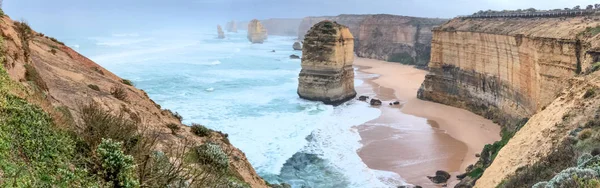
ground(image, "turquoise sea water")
xmin=68 ymin=30 xmax=404 ymax=187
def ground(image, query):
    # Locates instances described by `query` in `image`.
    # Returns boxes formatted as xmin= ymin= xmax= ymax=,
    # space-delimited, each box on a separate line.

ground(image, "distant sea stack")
xmin=226 ymin=20 xmax=237 ymax=33
xmin=247 ymin=19 xmax=268 ymax=43
xmin=293 ymin=41 xmax=302 ymax=50
xmin=297 ymin=21 xmax=356 ymax=105
xmin=217 ymin=25 xmax=225 ymax=39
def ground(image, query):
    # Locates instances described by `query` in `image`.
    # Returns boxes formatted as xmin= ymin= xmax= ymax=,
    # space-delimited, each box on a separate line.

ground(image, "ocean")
xmin=67 ymin=29 xmax=404 ymax=188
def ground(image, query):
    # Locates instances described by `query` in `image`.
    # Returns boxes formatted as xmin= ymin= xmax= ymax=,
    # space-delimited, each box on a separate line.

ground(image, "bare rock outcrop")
xmin=217 ymin=25 xmax=225 ymax=39
xmin=297 ymin=21 xmax=356 ymax=105
xmin=247 ymin=19 xmax=268 ymax=43
xmin=226 ymin=20 xmax=237 ymax=33
xmin=293 ymin=41 xmax=302 ymax=50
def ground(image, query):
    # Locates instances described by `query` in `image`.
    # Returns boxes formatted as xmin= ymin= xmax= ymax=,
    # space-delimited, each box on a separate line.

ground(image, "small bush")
xmin=584 ymin=88 xmax=596 ymax=99
xmin=191 ymin=143 xmax=229 ymax=171
xmin=173 ymin=111 xmax=183 ymax=121
xmin=48 ymin=36 xmax=65 ymax=46
xmin=468 ymin=167 xmax=484 ymax=178
xmin=191 ymin=123 xmax=212 ymax=137
xmin=79 ymin=103 xmax=138 ymax=150
xmin=122 ymin=79 xmax=133 ymax=86
xmin=97 ymin=138 xmax=140 ymax=188
xmin=579 ymin=129 xmax=593 ymax=140
xmin=50 ymin=48 xmax=57 ymax=55
xmin=388 ymin=52 xmax=415 ymax=65
xmin=88 ymin=84 xmax=100 ymax=91
xmin=166 ymin=123 xmax=180 ymax=135
xmin=24 ymin=63 xmax=49 ymax=92
xmin=592 ymin=62 xmax=600 ymax=72
xmin=111 ymin=86 xmax=128 ymax=101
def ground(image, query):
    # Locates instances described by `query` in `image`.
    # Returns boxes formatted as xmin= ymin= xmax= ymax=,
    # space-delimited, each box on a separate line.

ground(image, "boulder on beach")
xmin=358 ymin=95 xmax=369 ymax=101
xmin=370 ymin=99 xmax=382 ymax=106
xmin=293 ymin=41 xmax=302 ymax=50
xmin=427 ymin=170 xmax=451 ymax=184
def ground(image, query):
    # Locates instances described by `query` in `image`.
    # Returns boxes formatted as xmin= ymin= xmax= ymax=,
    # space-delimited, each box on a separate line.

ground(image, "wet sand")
xmin=353 ymin=58 xmax=501 ymax=187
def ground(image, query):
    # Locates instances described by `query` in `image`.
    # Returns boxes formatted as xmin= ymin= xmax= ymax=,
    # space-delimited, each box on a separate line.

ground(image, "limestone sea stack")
xmin=293 ymin=41 xmax=302 ymax=50
xmin=247 ymin=19 xmax=268 ymax=43
xmin=217 ymin=25 xmax=225 ymax=39
xmin=297 ymin=21 xmax=356 ymax=105
xmin=226 ymin=20 xmax=237 ymax=33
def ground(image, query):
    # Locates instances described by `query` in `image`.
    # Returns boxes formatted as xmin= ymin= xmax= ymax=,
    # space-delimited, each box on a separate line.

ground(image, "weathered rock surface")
xmin=217 ymin=24 xmax=225 ymax=39
xmin=417 ymin=16 xmax=599 ymax=128
xmin=261 ymin=18 xmax=302 ymax=36
xmin=414 ymin=14 xmax=600 ymax=188
xmin=226 ymin=20 xmax=237 ymax=32
xmin=247 ymin=19 xmax=268 ymax=43
xmin=298 ymin=21 xmax=356 ymax=105
xmin=427 ymin=170 xmax=451 ymax=184
xmin=298 ymin=14 xmax=446 ymax=67
xmin=293 ymin=42 xmax=302 ymax=50
xmin=370 ymin=99 xmax=382 ymax=106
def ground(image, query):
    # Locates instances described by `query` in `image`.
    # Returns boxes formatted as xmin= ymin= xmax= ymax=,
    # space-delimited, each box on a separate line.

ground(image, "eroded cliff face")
xmin=217 ymin=25 xmax=225 ymax=39
xmin=418 ymin=16 xmax=600 ymax=127
xmin=0 ymin=15 xmax=267 ymax=187
xmin=247 ymin=19 xmax=268 ymax=43
xmin=260 ymin=18 xmax=302 ymax=36
xmin=298 ymin=21 xmax=356 ymax=105
xmin=298 ymin=14 xmax=446 ymax=66
xmin=416 ymin=15 xmax=600 ymax=187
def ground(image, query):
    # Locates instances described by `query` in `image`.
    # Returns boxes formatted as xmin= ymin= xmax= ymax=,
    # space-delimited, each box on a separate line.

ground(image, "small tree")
xmin=587 ymin=5 xmax=594 ymax=10
xmin=574 ymin=5 xmax=581 ymax=10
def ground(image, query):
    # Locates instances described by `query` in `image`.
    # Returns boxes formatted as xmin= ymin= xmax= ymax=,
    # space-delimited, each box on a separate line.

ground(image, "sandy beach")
xmin=353 ymin=58 xmax=501 ymax=187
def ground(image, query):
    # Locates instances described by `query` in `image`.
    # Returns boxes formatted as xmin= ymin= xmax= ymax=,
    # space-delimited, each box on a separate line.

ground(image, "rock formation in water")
xmin=293 ymin=42 xmax=302 ymax=50
xmin=217 ymin=25 xmax=225 ymax=39
xmin=0 ymin=15 xmax=268 ymax=187
xmin=247 ymin=19 xmax=268 ymax=43
xmin=297 ymin=21 xmax=356 ymax=105
xmin=416 ymin=10 xmax=600 ymax=188
xmin=226 ymin=20 xmax=237 ymax=33
xmin=298 ymin=14 xmax=446 ymax=67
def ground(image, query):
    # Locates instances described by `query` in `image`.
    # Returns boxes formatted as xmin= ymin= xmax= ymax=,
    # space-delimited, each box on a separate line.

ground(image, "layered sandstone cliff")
xmin=298 ymin=14 xmax=446 ymax=67
xmin=298 ymin=21 xmax=356 ymax=105
xmin=247 ymin=19 xmax=268 ymax=43
xmin=217 ymin=25 xmax=225 ymax=39
xmin=226 ymin=20 xmax=237 ymax=33
xmin=0 ymin=15 xmax=267 ymax=187
xmin=261 ymin=18 xmax=302 ymax=36
xmin=416 ymin=14 xmax=600 ymax=187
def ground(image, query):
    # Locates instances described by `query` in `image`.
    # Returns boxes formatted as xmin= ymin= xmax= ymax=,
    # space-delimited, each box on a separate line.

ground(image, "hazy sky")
xmin=3 ymin=0 xmax=599 ymax=37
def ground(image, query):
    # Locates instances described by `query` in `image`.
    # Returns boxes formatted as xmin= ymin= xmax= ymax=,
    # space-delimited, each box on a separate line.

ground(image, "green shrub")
xmin=579 ymin=129 xmax=593 ymax=140
xmin=584 ymin=88 xmax=596 ymax=99
xmin=166 ymin=123 xmax=180 ymax=135
xmin=79 ymin=102 xmax=138 ymax=151
xmin=24 ymin=63 xmax=49 ymax=92
xmin=88 ymin=84 xmax=100 ymax=91
xmin=48 ymin=36 xmax=65 ymax=46
xmin=191 ymin=143 xmax=229 ymax=171
xmin=111 ymin=86 xmax=128 ymax=101
xmin=50 ymin=48 xmax=57 ymax=55
xmin=468 ymin=167 xmax=484 ymax=178
xmin=388 ymin=52 xmax=415 ymax=65
xmin=122 ymin=79 xmax=134 ymax=86
xmin=191 ymin=123 xmax=212 ymax=137
xmin=591 ymin=62 xmax=600 ymax=72
xmin=97 ymin=138 xmax=140 ymax=188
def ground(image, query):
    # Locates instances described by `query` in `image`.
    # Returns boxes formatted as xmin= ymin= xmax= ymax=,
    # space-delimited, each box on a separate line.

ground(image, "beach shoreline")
xmin=353 ymin=57 xmax=501 ymax=186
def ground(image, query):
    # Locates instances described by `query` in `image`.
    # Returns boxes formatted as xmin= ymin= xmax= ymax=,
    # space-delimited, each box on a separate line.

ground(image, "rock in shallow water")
xmin=370 ymin=99 xmax=382 ymax=106
xmin=247 ymin=19 xmax=268 ymax=43
xmin=427 ymin=170 xmax=451 ymax=184
xmin=290 ymin=54 xmax=300 ymax=59
xmin=293 ymin=41 xmax=302 ymax=50
xmin=297 ymin=21 xmax=356 ymax=105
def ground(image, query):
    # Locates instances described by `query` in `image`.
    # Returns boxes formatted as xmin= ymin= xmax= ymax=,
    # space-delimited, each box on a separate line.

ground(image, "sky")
xmin=3 ymin=0 xmax=599 ymax=38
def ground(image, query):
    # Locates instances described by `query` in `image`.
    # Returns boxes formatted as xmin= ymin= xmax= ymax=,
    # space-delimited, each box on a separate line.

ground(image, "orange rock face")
xmin=247 ymin=19 xmax=268 ymax=43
